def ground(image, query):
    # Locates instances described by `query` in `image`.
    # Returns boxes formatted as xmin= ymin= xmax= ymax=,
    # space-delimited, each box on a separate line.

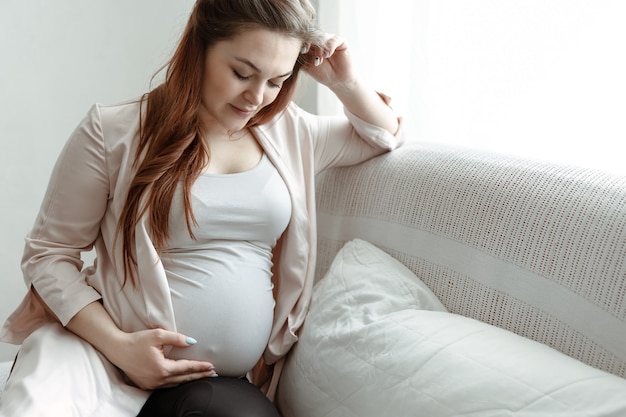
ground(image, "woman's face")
xmin=200 ymin=28 xmax=302 ymax=134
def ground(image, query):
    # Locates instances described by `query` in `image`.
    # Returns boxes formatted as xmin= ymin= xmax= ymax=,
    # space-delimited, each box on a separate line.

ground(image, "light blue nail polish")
xmin=186 ymin=336 xmax=197 ymax=345
xmin=314 ymin=56 xmax=321 ymax=66
xmin=210 ymin=373 xmax=219 ymax=378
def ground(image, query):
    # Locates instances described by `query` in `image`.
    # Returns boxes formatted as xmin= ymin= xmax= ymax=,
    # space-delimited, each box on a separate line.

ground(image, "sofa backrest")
xmin=314 ymin=142 xmax=626 ymax=379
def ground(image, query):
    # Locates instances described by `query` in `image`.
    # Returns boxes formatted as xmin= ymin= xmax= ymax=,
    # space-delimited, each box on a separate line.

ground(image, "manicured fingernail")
xmin=314 ymin=57 xmax=321 ymax=66
xmin=186 ymin=336 xmax=197 ymax=345
xmin=301 ymin=45 xmax=307 ymax=54
xmin=210 ymin=373 xmax=219 ymax=378
xmin=323 ymin=51 xmax=330 ymax=58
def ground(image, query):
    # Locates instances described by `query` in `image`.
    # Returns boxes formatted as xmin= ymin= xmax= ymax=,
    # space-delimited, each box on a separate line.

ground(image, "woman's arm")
xmin=303 ymin=35 xmax=400 ymax=135
xmin=65 ymin=301 xmax=217 ymax=390
xmin=32 ymin=287 xmax=217 ymax=390
xmin=25 ymin=104 xmax=216 ymax=390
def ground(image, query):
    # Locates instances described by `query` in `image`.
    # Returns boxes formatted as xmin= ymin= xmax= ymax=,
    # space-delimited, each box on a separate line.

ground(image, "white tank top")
xmin=162 ymin=154 xmax=291 ymax=376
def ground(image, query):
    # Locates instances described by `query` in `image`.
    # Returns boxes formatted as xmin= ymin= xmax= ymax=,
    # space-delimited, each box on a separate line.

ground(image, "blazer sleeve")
xmin=310 ymin=93 xmax=405 ymax=173
xmin=22 ymin=104 xmax=109 ymax=326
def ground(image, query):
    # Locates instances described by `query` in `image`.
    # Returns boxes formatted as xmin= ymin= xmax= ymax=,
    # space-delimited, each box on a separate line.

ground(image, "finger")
xmin=323 ymin=36 xmax=340 ymax=55
xmin=161 ymin=359 xmax=218 ymax=386
xmin=322 ymin=35 xmax=347 ymax=57
xmin=151 ymin=329 xmax=198 ymax=348
xmin=167 ymin=358 xmax=216 ymax=375
xmin=159 ymin=371 xmax=217 ymax=389
xmin=302 ymin=33 xmax=333 ymax=64
xmin=303 ymin=44 xmax=324 ymax=67
xmin=310 ymin=36 xmax=348 ymax=67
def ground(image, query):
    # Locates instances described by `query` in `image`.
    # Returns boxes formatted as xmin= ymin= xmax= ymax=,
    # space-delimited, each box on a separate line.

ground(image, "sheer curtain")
xmin=314 ymin=0 xmax=626 ymax=174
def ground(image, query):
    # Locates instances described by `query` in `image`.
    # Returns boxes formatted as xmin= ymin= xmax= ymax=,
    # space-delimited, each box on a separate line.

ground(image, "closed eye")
xmin=235 ymin=69 xmax=283 ymax=89
xmin=233 ymin=70 xmax=251 ymax=81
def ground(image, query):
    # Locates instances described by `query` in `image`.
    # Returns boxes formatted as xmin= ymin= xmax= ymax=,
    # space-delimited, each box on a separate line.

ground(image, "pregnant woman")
xmin=0 ymin=0 xmax=402 ymax=415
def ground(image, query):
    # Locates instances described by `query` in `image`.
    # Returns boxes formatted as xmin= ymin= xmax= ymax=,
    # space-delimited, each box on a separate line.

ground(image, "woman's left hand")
xmin=303 ymin=34 xmax=357 ymax=92
xmin=301 ymin=33 xmax=400 ymax=136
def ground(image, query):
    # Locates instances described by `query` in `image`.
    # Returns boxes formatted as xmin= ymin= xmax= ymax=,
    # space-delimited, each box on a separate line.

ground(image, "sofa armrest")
xmin=314 ymin=142 xmax=626 ymax=379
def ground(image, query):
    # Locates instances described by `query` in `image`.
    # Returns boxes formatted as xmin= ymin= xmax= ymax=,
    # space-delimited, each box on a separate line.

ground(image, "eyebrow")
xmin=235 ymin=57 xmax=293 ymax=78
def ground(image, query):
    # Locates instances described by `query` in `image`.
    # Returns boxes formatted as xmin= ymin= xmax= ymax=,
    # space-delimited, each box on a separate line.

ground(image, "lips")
xmin=230 ymin=104 xmax=256 ymax=117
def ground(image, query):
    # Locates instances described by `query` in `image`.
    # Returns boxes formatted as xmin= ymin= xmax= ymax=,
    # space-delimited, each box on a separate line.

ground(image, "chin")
xmin=225 ymin=122 xmax=249 ymax=133
xmin=224 ymin=116 xmax=253 ymax=132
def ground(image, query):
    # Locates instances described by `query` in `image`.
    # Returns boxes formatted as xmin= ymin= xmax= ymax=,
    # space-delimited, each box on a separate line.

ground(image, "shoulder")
xmin=78 ymin=98 xmax=143 ymax=151
xmin=71 ymin=98 xmax=143 ymax=169
xmin=94 ymin=98 xmax=143 ymax=133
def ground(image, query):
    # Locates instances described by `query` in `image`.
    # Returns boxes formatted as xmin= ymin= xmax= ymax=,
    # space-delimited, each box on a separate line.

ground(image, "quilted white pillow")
xmin=277 ymin=239 xmax=626 ymax=417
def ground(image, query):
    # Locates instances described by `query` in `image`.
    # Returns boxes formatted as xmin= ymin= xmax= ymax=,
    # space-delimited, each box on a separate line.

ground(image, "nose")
xmin=244 ymin=83 xmax=264 ymax=106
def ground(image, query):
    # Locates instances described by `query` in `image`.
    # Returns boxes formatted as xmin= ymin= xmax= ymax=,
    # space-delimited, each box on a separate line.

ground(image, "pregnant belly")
xmin=166 ymin=265 xmax=275 ymax=377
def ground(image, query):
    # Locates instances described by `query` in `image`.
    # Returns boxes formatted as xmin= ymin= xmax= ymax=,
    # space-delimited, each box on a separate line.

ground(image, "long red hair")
xmin=118 ymin=0 xmax=322 ymax=286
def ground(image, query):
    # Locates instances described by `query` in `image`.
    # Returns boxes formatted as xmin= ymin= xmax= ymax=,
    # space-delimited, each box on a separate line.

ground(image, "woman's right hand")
xmin=107 ymin=328 xmax=217 ymax=390
xmin=64 ymin=301 xmax=217 ymax=391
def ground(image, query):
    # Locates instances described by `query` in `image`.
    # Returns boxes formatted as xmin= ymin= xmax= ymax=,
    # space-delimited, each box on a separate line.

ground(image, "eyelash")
xmin=233 ymin=70 xmax=250 ymax=81
xmin=233 ymin=70 xmax=282 ymax=89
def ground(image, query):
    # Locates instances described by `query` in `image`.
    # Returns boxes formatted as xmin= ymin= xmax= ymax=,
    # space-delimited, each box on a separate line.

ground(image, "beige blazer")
xmin=0 ymin=98 xmax=402 ymax=413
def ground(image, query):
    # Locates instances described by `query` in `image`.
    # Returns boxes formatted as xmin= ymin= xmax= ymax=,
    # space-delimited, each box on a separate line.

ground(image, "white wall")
xmin=0 ymin=1 xmax=319 ymax=362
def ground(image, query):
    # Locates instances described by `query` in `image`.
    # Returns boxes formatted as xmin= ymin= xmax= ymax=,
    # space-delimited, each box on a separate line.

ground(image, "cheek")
xmin=263 ymin=88 xmax=282 ymax=107
xmin=211 ymin=78 xmax=233 ymax=98
xmin=203 ymin=67 xmax=236 ymax=101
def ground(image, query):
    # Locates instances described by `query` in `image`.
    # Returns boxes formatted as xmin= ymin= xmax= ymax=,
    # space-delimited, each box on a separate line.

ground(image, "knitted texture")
xmin=315 ymin=143 xmax=626 ymax=379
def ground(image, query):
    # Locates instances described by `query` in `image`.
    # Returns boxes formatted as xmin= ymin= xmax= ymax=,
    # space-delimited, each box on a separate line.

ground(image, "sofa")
xmin=2 ymin=143 xmax=626 ymax=415
xmin=275 ymin=143 xmax=626 ymax=416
